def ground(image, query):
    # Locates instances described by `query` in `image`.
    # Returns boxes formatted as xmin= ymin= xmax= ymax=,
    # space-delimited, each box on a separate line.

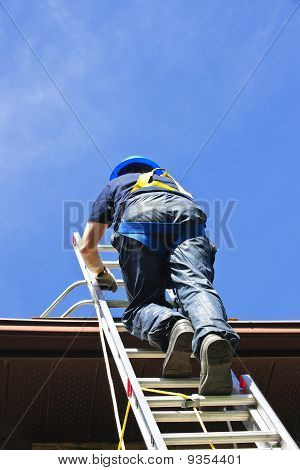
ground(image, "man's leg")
xmin=170 ymin=236 xmax=239 ymax=357
xmin=170 ymin=236 xmax=240 ymax=394
xmin=113 ymin=234 xmax=187 ymax=352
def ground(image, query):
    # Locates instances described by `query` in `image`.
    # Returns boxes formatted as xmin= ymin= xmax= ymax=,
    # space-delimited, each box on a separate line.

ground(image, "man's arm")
xmin=80 ymin=222 xmax=108 ymax=275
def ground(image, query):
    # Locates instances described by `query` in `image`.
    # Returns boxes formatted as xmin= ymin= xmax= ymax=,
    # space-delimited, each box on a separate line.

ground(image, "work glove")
xmin=94 ymin=266 xmax=118 ymax=293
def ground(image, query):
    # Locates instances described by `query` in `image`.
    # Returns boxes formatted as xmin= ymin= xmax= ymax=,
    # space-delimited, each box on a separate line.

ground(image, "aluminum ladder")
xmin=40 ymin=233 xmax=298 ymax=450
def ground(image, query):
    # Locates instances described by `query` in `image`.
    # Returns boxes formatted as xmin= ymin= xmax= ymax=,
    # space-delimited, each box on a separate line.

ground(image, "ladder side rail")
xmin=42 ymin=282 xmax=126 ymax=319
xmin=40 ymin=280 xmax=87 ymax=317
xmin=231 ymin=372 xmax=274 ymax=449
xmin=248 ymin=409 xmax=274 ymax=449
xmin=60 ymin=300 xmax=93 ymax=318
xmin=73 ymin=232 xmax=167 ymax=450
xmin=240 ymin=374 xmax=299 ymax=450
xmin=96 ymin=297 xmax=167 ymax=449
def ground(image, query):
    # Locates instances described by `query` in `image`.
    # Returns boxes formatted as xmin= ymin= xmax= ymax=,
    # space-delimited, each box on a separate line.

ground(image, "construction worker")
xmin=80 ymin=156 xmax=240 ymax=395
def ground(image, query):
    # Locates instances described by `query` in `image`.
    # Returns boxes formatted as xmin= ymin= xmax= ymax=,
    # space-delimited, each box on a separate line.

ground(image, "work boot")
xmin=199 ymin=334 xmax=233 ymax=396
xmin=162 ymin=319 xmax=194 ymax=378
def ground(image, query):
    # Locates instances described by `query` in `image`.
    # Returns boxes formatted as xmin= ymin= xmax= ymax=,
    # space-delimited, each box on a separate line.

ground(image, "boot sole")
xmin=162 ymin=327 xmax=194 ymax=378
xmin=200 ymin=338 xmax=233 ymax=395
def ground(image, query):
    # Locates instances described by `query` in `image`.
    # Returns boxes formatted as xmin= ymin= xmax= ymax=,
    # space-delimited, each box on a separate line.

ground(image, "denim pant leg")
xmin=113 ymin=235 xmax=186 ymax=351
xmin=170 ymin=236 xmax=240 ymax=359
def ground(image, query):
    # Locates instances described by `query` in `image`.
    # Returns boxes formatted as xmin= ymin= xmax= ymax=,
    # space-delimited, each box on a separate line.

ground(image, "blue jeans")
xmin=112 ymin=233 xmax=240 ymax=360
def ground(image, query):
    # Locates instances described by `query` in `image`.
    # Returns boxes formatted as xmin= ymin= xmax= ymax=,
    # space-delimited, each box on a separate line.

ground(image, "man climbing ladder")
xmin=80 ymin=155 xmax=240 ymax=395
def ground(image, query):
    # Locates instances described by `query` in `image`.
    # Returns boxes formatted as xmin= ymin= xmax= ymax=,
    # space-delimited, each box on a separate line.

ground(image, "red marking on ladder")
xmin=127 ymin=379 xmax=132 ymax=398
xmin=72 ymin=235 xmax=76 ymax=246
xmin=239 ymin=375 xmax=247 ymax=392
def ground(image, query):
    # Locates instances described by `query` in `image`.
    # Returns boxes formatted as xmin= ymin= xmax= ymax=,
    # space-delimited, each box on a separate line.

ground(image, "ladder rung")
xmin=109 ymin=301 xmax=175 ymax=309
xmin=109 ymin=302 xmax=175 ymax=310
xmin=139 ymin=378 xmax=199 ymax=388
xmin=126 ymin=349 xmax=191 ymax=359
xmin=115 ymin=322 xmax=126 ymax=331
xmin=162 ymin=430 xmax=280 ymax=446
xmin=146 ymin=394 xmax=256 ymax=408
xmin=107 ymin=300 xmax=128 ymax=308
xmin=98 ymin=245 xmax=116 ymax=252
xmin=153 ymin=410 xmax=251 ymax=423
xmin=103 ymin=261 xmax=120 ymax=269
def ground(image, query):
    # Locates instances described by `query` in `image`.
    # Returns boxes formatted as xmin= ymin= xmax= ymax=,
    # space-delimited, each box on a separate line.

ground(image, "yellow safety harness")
xmin=131 ymin=168 xmax=193 ymax=199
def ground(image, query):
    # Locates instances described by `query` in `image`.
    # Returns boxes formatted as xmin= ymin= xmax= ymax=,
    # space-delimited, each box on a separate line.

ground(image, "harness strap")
xmin=131 ymin=168 xmax=193 ymax=198
xmin=119 ymin=221 xmax=205 ymax=234
xmin=117 ymin=221 xmax=206 ymax=256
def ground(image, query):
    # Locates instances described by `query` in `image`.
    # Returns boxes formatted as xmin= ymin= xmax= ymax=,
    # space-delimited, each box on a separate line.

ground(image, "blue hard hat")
xmin=109 ymin=155 xmax=159 ymax=180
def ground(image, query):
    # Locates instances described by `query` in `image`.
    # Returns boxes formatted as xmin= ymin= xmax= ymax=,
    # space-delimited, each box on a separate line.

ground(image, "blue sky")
xmin=0 ymin=0 xmax=299 ymax=320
